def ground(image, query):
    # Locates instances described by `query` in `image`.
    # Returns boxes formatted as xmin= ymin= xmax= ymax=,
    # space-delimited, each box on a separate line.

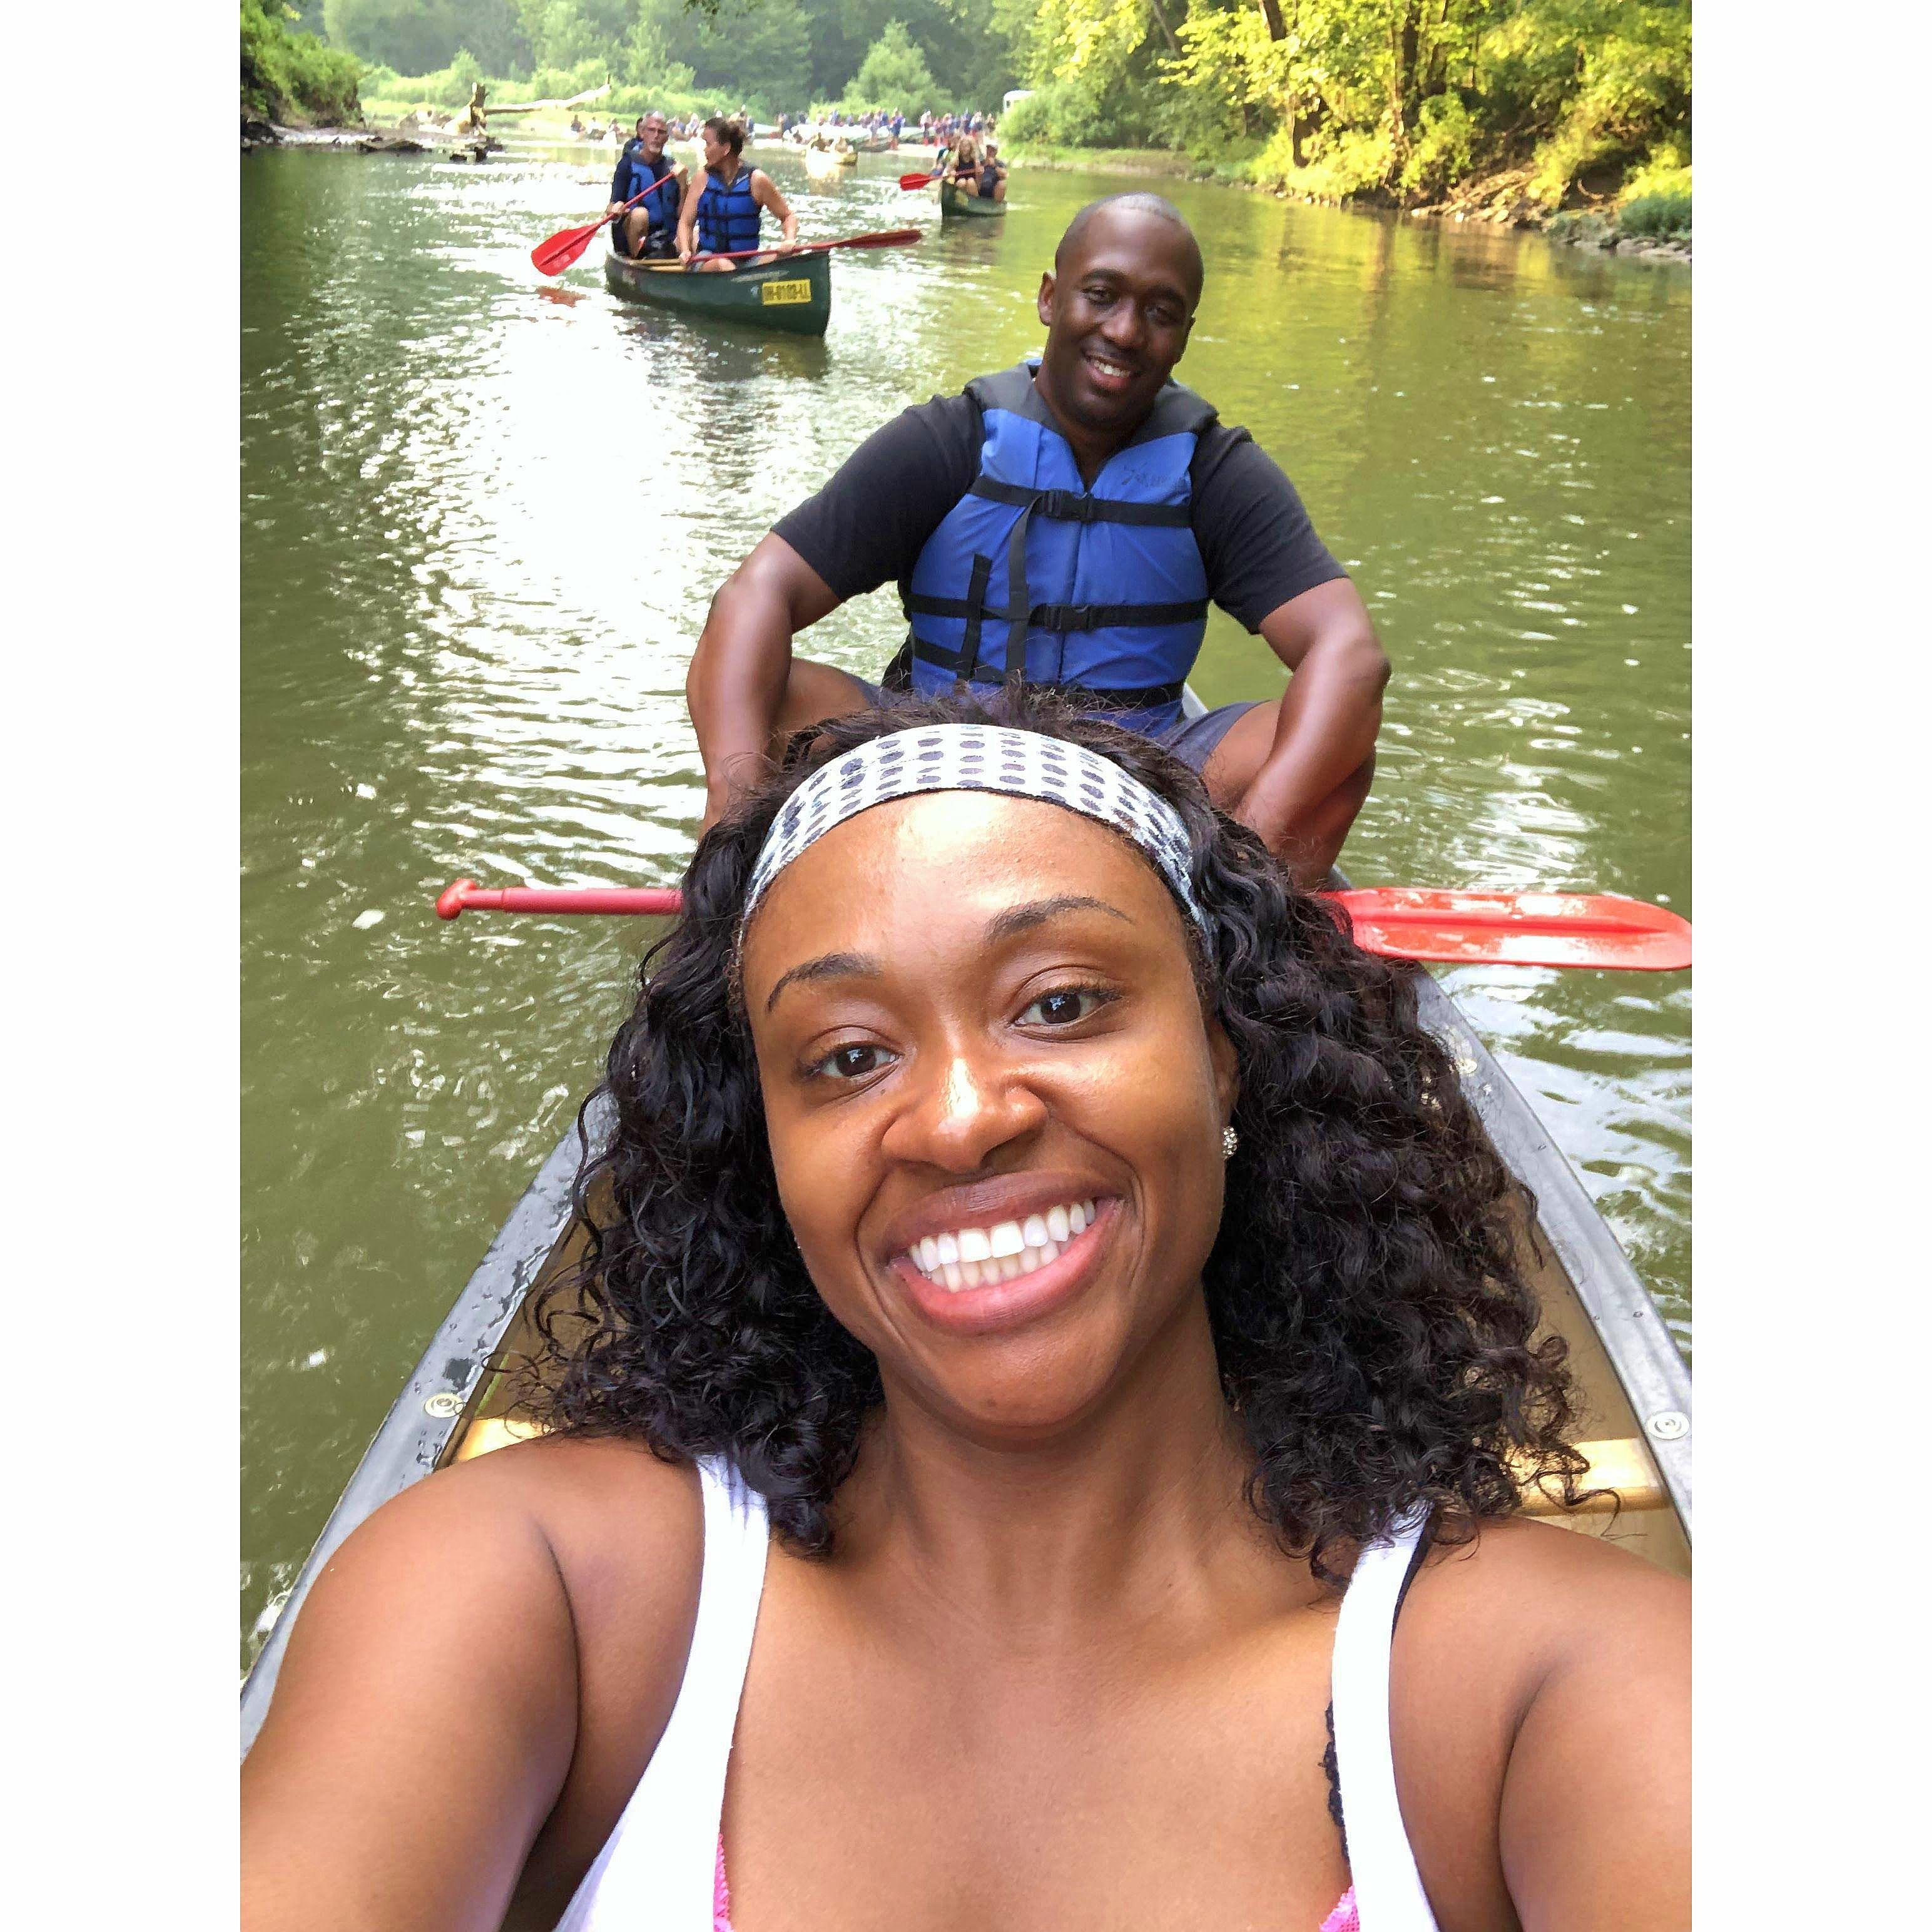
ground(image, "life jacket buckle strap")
xmin=1036 ymin=489 xmax=1097 ymax=523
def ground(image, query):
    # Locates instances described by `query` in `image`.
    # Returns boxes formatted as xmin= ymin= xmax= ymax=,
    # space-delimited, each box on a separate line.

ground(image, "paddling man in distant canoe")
xmin=677 ymin=115 xmax=799 ymax=272
xmin=977 ymin=141 xmax=1008 ymax=202
xmin=606 ymin=113 xmax=686 ymax=261
xmin=686 ymin=193 xmax=1388 ymax=884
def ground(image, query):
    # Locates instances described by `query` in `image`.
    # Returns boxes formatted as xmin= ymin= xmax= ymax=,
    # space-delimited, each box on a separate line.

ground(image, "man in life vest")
xmin=977 ymin=141 xmax=1009 ymax=202
xmin=685 ymin=194 xmax=1388 ymax=883
xmin=606 ymin=113 xmax=686 ymax=261
xmin=676 ymin=116 xmax=799 ymax=272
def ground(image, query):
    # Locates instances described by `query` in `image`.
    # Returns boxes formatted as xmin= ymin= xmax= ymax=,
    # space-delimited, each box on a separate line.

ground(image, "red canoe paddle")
xmin=532 ymin=173 xmax=680 ymax=277
xmin=434 ymin=878 xmax=1690 ymax=971
xmin=898 ymin=171 xmax=939 ymax=190
xmin=1323 ymin=888 xmax=1690 ymax=971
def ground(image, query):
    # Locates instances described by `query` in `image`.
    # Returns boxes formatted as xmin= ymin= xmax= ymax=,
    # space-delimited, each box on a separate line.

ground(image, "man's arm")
xmin=686 ymin=534 xmax=844 ymax=828
xmin=1235 ymin=579 xmax=1390 ymax=858
xmin=685 ymin=394 xmax=980 ymax=829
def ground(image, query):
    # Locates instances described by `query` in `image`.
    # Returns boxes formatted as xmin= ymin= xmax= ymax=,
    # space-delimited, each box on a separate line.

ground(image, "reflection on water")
xmin=242 ymin=143 xmax=1689 ymax=1654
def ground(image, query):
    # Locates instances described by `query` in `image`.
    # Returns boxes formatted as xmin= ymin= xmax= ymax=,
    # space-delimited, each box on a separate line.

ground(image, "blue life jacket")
xmin=899 ymin=362 xmax=1214 ymax=735
xmin=696 ymin=163 xmax=762 ymax=255
xmin=617 ymin=148 xmax=679 ymax=232
xmin=614 ymin=146 xmax=680 ymax=236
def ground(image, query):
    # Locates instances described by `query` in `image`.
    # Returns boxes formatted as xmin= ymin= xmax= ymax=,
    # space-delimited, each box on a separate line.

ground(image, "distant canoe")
xmin=940 ymin=179 xmax=1007 ymax=221
xmin=804 ymin=144 xmax=857 ymax=178
xmin=603 ymin=248 xmax=831 ymax=337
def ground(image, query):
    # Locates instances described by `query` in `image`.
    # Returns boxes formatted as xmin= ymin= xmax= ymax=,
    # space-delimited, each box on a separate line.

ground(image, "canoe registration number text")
xmin=760 ymin=278 xmax=814 ymax=307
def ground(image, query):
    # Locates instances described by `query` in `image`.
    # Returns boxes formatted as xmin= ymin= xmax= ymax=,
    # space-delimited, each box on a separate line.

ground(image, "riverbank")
xmin=1003 ymin=140 xmax=1688 ymax=260
xmin=240 ymin=118 xmax=1687 ymax=263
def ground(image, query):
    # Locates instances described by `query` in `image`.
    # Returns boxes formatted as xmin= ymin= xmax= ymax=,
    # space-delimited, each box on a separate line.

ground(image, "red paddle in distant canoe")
xmin=434 ymin=878 xmax=1690 ymax=972
xmin=532 ymin=173 xmax=680 ymax=277
xmin=678 ymin=227 xmax=923 ymax=267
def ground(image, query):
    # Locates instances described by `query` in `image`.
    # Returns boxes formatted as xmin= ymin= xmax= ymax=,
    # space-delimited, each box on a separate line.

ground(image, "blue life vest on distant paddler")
xmin=696 ymin=163 xmax=762 ymax=255
xmin=900 ymin=362 xmax=1214 ymax=735
xmin=618 ymin=148 xmax=680 ymax=233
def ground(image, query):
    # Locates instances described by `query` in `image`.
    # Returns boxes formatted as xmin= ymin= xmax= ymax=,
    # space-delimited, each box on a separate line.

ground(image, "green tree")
xmin=843 ymin=20 xmax=940 ymax=114
xmin=643 ymin=0 xmax=813 ymax=112
xmin=243 ymin=0 xmax=362 ymax=122
xmin=323 ymin=0 xmax=530 ymax=75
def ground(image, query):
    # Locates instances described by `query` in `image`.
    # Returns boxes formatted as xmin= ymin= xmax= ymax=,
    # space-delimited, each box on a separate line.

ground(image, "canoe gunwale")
xmin=238 ymin=1104 xmax=608 ymax=1755
xmin=1407 ymin=971 xmax=1692 ymax=1528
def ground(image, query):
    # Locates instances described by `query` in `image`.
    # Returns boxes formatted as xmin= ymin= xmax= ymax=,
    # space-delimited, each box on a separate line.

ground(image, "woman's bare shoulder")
xmin=1412 ymin=1515 xmax=1687 ymax=1642
xmin=243 ymin=1438 xmax=708 ymax=1929
xmin=1391 ymin=1519 xmax=1689 ymax=1929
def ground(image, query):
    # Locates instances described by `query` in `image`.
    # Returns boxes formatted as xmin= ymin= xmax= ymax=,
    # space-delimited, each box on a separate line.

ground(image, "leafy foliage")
xmin=841 ymin=21 xmax=940 ymax=116
xmin=255 ymin=0 xmax=1690 ymax=218
xmin=242 ymin=0 xmax=362 ymax=124
xmin=1616 ymin=190 xmax=1689 ymax=238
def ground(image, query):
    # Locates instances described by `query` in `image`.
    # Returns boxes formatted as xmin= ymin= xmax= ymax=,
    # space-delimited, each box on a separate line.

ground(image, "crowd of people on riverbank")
xmin=773 ymin=106 xmax=997 ymax=149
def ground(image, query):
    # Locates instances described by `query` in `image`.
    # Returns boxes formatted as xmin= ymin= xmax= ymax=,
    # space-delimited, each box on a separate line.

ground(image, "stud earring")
xmin=1222 ymin=1126 xmax=1239 ymax=1161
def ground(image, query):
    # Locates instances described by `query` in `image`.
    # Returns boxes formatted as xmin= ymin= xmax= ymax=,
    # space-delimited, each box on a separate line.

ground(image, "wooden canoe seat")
xmin=452 ymin=1414 xmax=546 ymax=1462
xmin=455 ymin=1417 xmax=1664 ymax=1515
xmin=1517 ymin=1436 xmax=1665 ymax=1515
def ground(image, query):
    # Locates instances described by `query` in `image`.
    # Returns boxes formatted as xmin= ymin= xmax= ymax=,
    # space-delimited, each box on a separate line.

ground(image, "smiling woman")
xmin=240 ymin=695 xmax=1687 ymax=1932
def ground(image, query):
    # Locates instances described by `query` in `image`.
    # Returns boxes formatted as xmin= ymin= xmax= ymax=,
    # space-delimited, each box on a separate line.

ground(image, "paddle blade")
xmin=1327 ymin=889 xmax=1691 ymax=972
xmin=898 ymin=171 xmax=936 ymax=189
xmin=531 ymin=220 xmax=601 ymax=277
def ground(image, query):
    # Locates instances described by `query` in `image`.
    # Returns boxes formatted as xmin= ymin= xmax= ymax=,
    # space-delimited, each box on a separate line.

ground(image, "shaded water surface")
xmin=241 ymin=141 xmax=1689 ymax=1655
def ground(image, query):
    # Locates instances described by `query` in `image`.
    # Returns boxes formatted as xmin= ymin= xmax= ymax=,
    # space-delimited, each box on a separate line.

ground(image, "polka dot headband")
xmin=743 ymin=724 xmax=1206 ymax=932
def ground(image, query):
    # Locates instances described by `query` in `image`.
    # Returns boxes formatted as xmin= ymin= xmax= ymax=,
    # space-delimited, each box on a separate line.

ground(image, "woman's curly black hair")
xmin=529 ymin=691 xmax=1592 ymax=1579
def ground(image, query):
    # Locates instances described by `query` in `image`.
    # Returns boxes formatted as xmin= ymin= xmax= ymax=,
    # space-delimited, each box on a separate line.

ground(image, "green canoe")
xmin=603 ymin=248 xmax=831 ymax=337
xmin=940 ymin=180 xmax=1007 ymax=221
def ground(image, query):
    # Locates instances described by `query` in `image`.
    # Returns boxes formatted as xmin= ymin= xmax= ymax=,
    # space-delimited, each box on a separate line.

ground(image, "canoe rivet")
xmin=1645 ymin=1410 xmax=1689 ymax=1441
xmin=424 ymin=1390 xmax=464 ymax=1418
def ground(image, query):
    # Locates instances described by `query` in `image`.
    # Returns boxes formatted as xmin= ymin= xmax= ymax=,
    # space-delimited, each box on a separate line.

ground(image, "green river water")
xmin=240 ymin=140 xmax=1689 ymax=1659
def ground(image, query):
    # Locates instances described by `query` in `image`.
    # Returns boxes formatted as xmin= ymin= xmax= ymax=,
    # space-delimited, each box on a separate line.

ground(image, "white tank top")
xmin=554 ymin=1457 xmax=1440 ymax=1931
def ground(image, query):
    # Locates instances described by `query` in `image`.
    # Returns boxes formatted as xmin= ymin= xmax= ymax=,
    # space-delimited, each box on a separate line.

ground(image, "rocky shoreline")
xmin=241 ymin=118 xmax=500 ymax=160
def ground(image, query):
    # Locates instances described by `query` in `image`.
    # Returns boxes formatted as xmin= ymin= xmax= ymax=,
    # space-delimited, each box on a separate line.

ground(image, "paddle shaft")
xmin=436 ymin=880 xmax=680 ymax=920
xmin=595 ymin=171 xmax=679 ymax=228
xmin=435 ymin=880 xmax=1690 ymax=969
xmin=686 ymin=227 xmax=921 ymax=265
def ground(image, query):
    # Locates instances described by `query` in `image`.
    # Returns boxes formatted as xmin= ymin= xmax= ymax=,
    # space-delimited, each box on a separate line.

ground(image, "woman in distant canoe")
xmin=946 ymin=130 xmax=983 ymax=188
xmin=241 ymin=695 xmax=1688 ymax=1931
xmin=678 ymin=114 xmax=798 ymax=273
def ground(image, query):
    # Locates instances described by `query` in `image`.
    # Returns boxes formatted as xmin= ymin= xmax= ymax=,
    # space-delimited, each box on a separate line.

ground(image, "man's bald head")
xmin=1055 ymin=195 xmax=1205 ymax=307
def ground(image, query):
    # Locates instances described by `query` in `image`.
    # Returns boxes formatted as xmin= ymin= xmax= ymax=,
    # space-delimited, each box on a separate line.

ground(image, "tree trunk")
xmin=1423 ymin=0 xmax=1453 ymax=98
xmin=1398 ymin=3 xmax=1421 ymax=129
xmin=1145 ymin=0 xmax=1182 ymax=56
xmin=1257 ymin=0 xmax=1288 ymax=42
